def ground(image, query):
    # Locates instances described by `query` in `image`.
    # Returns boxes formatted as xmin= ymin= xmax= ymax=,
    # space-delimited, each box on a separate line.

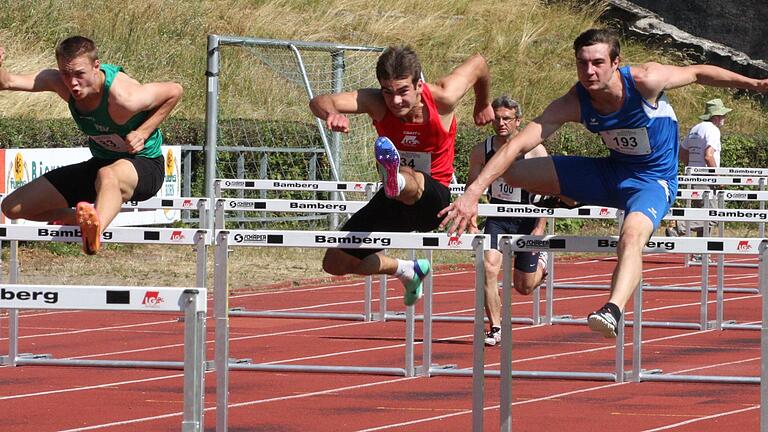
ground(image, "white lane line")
xmin=0 ymin=319 xmax=178 ymax=342
xmin=640 ymin=405 xmax=759 ymax=431
xmin=1 ymin=373 xmax=184 ymax=400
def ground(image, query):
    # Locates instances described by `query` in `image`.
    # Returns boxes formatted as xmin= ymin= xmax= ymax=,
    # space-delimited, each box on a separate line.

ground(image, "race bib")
xmin=490 ymin=178 xmax=522 ymax=202
xmin=400 ymin=151 xmax=431 ymax=174
xmin=90 ymin=134 xmax=130 ymax=152
xmin=600 ymin=128 xmax=651 ymax=155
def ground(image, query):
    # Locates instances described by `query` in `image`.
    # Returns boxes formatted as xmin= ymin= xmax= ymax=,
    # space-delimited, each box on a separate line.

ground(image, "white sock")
xmin=395 ymin=173 xmax=406 ymax=195
xmin=393 ymin=259 xmax=414 ymax=281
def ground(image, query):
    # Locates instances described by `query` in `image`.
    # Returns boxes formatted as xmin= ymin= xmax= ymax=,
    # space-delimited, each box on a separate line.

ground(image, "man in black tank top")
xmin=467 ymin=96 xmax=549 ymax=346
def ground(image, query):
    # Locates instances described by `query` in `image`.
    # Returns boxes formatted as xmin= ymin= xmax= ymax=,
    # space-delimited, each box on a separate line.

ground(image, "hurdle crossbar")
xmin=686 ymin=166 xmax=768 ymax=177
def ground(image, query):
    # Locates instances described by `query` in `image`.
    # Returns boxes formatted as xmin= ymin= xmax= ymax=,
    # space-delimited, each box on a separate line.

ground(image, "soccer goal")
xmin=204 ymin=35 xmax=384 ymax=227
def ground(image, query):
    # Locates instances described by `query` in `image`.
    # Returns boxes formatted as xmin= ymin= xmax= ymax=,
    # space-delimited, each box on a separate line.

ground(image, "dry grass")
xmin=2 ymin=1 xmax=766 ymax=287
xmin=0 ymin=0 xmax=764 ymax=133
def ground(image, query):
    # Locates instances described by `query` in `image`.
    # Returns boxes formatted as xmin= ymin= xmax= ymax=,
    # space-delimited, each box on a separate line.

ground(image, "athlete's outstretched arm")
xmin=430 ymin=54 xmax=493 ymax=126
xmin=309 ymin=88 xmax=384 ymax=133
xmin=634 ymin=62 xmax=768 ymax=99
xmin=0 ymin=47 xmax=69 ymax=99
xmin=439 ymin=90 xmax=579 ymax=236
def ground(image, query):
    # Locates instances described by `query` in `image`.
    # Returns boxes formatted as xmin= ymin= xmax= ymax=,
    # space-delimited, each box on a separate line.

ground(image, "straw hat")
xmin=699 ymin=98 xmax=733 ymax=120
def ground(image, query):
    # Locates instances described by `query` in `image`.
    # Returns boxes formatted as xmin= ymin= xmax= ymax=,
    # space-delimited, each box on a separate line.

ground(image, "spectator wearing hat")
xmin=669 ymin=98 xmax=732 ymax=240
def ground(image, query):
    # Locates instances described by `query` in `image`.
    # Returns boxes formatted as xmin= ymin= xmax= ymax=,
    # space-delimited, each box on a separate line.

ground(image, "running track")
xmin=0 ymin=254 xmax=761 ymax=431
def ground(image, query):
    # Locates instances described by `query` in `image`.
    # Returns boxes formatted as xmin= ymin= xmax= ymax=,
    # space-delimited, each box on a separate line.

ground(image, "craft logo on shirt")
xmin=588 ymin=117 xmax=599 ymax=126
xmin=94 ymin=123 xmax=110 ymax=133
xmin=401 ymin=132 xmax=420 ymax=147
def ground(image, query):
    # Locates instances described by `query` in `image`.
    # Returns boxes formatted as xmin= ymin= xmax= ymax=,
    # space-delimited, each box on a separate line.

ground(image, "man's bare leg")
xmin=1 ymin=176 xmax=69 ymax=222
xmin=588 ymin=212 xmax=654 ymax=337
xmin=323 ymin=248 xmax=430 ymax=306
xmin=78 ymin=159 xmax=139 ymax=255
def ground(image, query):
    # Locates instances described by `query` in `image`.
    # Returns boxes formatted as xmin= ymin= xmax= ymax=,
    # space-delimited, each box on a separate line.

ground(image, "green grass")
xmin=0 ymin=0 xmax=765 ymax=136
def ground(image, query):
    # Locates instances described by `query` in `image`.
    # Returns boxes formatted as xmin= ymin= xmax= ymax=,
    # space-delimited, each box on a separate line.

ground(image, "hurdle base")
xmin=229 ymin=308 xmax=366 ymax=321
xmin=416 ymin=363 xmax=457 ymax=376
xmin=639 ymin=372 xmax=759 ymax=384
xmin=230 ymin=363 xmax=407 ymax=376
xmin=626 ymin=368 xmax=662 ymax=381
xmin=429 ymin=367 xmax=617 ymax=381
xmin=0 ymin=353 xmax=52 ymax=365
xmin=384 ymin=311 xmax=534 ymax=325
xmin=721 ymin=322 xmax=759 ymax=330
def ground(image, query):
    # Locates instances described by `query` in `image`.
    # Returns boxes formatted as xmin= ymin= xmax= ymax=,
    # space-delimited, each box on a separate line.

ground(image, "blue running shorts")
xmin=552 ymin=156 xmax=677 ymax=230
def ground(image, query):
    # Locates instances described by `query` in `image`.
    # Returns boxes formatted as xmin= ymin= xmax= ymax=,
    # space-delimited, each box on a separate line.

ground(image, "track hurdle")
xmin=0 ymin=284 xmax=207 ymax=432
xmin=213 ymin=229 xmax=487 ymax=432
xmin=687 ymin=166 xmax=768 ymax=177
xmin=489 ymin=234 xmax=767 ymax=432
xmin=0 ymin=223 xmax=211 ymax=369
xmin=215 ymin=197 xmax=559 ymax=326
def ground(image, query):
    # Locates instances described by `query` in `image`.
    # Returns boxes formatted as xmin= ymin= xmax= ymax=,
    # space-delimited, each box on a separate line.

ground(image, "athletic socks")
xmin=394 ymin=259 xmax=415 ymax=281
xmin=603 ymin=302 xmax=622 ymax=322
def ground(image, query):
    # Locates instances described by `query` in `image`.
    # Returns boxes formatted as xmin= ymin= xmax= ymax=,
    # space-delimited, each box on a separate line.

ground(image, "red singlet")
xmin=372 ymin=83 xmax=457 ymax=186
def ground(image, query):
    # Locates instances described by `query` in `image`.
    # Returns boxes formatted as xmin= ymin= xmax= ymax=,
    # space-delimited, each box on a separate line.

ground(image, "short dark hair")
xmin=376 ymin=46 xmax=422 ymax=87
xmin=55 ymin=36 xmax=98 ymax=62
xmin=491 ymin=95 xmax=522 ymax=117
xmin=573 ymin=28 xmax=620 ymax=61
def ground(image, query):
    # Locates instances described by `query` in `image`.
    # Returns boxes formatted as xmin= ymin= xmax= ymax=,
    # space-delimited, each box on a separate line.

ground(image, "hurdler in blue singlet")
xmin=552 ymin=65 xmax=679 ymax=228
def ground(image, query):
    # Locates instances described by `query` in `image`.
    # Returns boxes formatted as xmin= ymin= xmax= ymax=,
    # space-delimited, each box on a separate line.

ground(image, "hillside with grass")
xmin=1 ymin=0 xmax=766 ymax=288
xmin=1 ymin=0 xmax=766 ymax=139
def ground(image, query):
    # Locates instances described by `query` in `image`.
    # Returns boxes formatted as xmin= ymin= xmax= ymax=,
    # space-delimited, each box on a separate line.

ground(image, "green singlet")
xmin=67 ymin=63 xmax=163 ymax=159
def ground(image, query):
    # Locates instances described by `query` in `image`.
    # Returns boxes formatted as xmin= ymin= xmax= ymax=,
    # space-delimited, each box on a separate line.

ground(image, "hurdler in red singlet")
xmin=309 ymin=45 xmax=492 ymax=306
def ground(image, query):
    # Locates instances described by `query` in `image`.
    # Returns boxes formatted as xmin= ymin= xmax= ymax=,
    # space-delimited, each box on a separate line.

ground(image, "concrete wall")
xmin=604 ymin=0 xmax=767 ymax=78
xmin=629 ymin=0 xmax=768 ymax=61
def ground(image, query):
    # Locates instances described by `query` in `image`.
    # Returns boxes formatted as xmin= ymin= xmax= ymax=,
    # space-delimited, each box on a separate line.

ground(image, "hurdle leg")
xmin=364 ymin=275 xmax=373 ymax=321
xmin=182 ymin=290 xmax=206 ymax=432
xmin=421 ymin=250 xmax=434 ymax=377
xmin=544 ymin=217 xmax=555 ymax=324
xmin=471 ymin=236 xmax=486 ymax=432
xmin=615 ymin=309 xmax=625 ymax=383
xmin=214 ymin=232 xmax=231 ymax=432
xmin=7 ymin=239 xmax=19 ymax=366
xmin=760 ymin=241 xmax=768 ymax=431
xmin=378 ymin=273 xmax=387 ymax=321
xmin=500 ymin=238 xmax=513 ymax=432
xmin=700 ymin=249 xmax=710 ymax=330
xmin=632 ymin=279 xmax=643 ymax=382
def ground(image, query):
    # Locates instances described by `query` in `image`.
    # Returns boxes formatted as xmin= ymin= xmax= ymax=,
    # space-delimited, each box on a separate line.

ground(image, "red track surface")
xmin=0 ymin=253 xmax=761 ymax=431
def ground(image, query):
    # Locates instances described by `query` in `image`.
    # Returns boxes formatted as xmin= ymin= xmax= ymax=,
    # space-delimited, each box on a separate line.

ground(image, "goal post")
xmin=204 ymin=34 xmax=384 ymax=228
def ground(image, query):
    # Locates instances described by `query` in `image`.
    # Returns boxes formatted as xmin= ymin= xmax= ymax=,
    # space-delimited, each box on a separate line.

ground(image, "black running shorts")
xmin=43 ymin=156 xmax=165 ymax=207
xmin=340 ymin=172 xmax=451 ymax=259
xmin=483 ymin=217 xmax=540 ymax=273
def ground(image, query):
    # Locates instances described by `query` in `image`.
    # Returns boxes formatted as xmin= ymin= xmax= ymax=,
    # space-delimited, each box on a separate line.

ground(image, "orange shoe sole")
xmin=76 ymin=202 xmax=101 ymax=255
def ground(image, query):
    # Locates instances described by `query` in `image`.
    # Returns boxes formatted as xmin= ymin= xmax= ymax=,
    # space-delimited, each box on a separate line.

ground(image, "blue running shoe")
xmin=402 ymin=259 xmax=431 ymax=306
xmin=374 ymin=136 xmax=401 ymax=197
